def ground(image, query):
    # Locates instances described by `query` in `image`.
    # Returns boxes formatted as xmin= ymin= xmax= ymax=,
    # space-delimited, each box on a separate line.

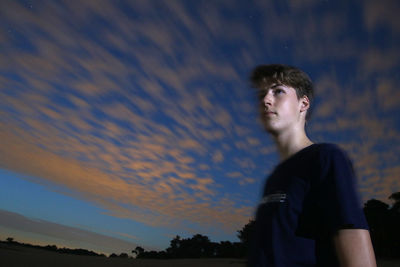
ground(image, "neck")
xmin=271 ymin=126 xmax=313 ymax=161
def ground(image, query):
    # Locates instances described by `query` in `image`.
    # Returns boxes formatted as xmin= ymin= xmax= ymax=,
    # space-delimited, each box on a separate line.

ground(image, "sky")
xmin=1 ymin=0 xmax=400 ymax=256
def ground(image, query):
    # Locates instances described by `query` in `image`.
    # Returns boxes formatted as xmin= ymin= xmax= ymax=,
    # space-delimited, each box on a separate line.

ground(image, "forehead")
xmin=260 ymin=76 xmax=281 ymax=86
xmin=256 ymin=76 xmax=284 ymax=88
xmin=257 ymin=82 xmax=295 ymax=92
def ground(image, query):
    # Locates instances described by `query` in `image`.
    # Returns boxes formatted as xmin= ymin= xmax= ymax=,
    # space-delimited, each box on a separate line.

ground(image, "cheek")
xmin=279 ymin=100 xmax=292 ymax=111
xmin=280 ymin=101 xmax=300 ymax=116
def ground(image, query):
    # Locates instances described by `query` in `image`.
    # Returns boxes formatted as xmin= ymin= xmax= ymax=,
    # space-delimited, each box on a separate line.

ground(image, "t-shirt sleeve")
xmin=315 ymin=144 xmax=369 ymax=235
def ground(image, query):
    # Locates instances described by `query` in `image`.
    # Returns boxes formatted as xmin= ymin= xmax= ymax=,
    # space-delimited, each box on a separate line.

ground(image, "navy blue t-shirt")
xmin=248 ymin=143 xmax=369 ymax=267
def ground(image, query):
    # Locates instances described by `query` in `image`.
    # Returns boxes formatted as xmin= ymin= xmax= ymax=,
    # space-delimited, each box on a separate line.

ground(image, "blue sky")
xmin=1 ymin=0 xmax=399 ymax=255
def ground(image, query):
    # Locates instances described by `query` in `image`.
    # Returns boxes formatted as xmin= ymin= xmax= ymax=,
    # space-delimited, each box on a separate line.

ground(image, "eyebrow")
xmin=270 ymin=84 xmax=284 ymax=89
xmin=262 ymin=83 xmax=284 ymax=91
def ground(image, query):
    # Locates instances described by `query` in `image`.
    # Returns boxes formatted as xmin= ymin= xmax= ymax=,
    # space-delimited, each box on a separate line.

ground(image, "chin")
xmin=263 ymin=124 xmax=279 ymax=135
xmin=266 ymin=129 xmax=279 ymax=137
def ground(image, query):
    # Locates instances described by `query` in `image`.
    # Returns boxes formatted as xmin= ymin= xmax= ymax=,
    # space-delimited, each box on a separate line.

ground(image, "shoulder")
xmin=314 ymin=143 xmax=350 ymax=160
xmin=298 ymin=143 xmax=349 ymax=163
xmin=314 ymin=143 xmax=344 ymax=152
xmin=311 ymin=143 xmax=354 ymax=174
xmin=314 ymin=143 xmax=355 ymax=177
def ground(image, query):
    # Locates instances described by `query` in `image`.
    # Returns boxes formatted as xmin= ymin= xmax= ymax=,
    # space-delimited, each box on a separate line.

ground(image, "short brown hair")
xmin=250 ymin=64 xmax=314 ymax=120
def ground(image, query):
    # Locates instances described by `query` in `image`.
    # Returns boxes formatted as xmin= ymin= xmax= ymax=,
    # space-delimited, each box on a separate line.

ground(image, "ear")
xmin=300 ymin=95 xmax=310 ymax=113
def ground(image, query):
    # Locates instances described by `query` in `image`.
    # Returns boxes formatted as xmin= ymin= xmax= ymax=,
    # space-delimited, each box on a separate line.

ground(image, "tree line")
xmin=364 ymin=192 xmax=400 ymax=258
xmin=133 ymin=233 xmax=247 ymax=259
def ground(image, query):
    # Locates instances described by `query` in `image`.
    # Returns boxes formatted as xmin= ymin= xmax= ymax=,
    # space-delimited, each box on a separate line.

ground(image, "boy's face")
xmin=258 ymin=83 xmax=308 ymax=135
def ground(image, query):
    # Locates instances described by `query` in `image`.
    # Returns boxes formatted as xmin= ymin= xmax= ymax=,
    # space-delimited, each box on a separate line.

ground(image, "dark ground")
xmin=1 ymin=242 xmax=398 ymax=267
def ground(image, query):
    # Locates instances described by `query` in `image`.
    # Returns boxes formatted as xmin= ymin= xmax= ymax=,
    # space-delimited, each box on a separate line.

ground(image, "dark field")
xmin=1 ymin=243 xmax=398 ymax=267
xmin=0 ymin=242 xmax=246 ymax=267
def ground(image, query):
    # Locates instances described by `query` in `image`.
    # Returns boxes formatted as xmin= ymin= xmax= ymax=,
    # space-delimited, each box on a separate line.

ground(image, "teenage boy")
xmin=248 ymin=64 xmax=376 ymax=267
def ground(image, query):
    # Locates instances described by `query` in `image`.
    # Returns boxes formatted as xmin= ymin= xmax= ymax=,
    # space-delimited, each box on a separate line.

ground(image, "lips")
xmin=264 ymin=108 xmax=276 ymax=115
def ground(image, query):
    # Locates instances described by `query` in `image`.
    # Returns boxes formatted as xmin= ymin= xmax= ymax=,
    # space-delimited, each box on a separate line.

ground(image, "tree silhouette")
xmin=188 ymin=234 xmax=214 ymax=258
xmin=237 ymin=220 xmax=255 ymax=245
xmin=389 ymin=192 xmax=400 ymax=212
xmin=169 ymin=234 xmax=214 ymax=258
xmin=166 ymin=235 xmax=181 ymax=258
xmin=236 ymin=219 xmax=255 ymax=257
xmin=216 ymin=241 xmax=235 ymax=257
xmin=364 ymin=199 xmax=390 ymax=256
xmin=389 ymin=192 xmax=400 ymax=202
xmin=133 ymin=246 xmax=145 ymax=258
xmin=363 ymin=194 xmax=400 ymax=258
xmin=387 ymin=192 xmax=400 ymax=257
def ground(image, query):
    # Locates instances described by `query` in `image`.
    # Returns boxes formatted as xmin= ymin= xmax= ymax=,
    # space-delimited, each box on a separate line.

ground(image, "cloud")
xmin=226 ymin=171 xmax=257 ymax=187
xmin=226 ymin=172 xmax=242 ymax=179
xmin=0 ymin=125 xmax=252 ymax=233
xmin=360 ymin=48 xmax=400 ymax=76
xmin=238 ymin=178 xmax=257 ymax=186
xmin=212 ymin=150 xmax=224 ymax=163
xmin=376 ymin=79 xmax=400 ymax=111
xmin=0 ymin=209 xmax=138 ymax=255
xmin=363 ymin=0 xmax=400 ymax=34
xmin=253 ymin=0 xmax=360 ymax=62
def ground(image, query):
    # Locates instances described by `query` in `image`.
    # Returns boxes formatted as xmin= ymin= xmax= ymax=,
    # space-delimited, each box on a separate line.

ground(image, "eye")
xmin=273 ymin=88 xmax=284 ymax=95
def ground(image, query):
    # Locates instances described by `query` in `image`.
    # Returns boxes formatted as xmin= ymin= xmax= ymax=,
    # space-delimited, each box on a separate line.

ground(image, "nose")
xmin=263 ymin=91 xmax=273 ymax=107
